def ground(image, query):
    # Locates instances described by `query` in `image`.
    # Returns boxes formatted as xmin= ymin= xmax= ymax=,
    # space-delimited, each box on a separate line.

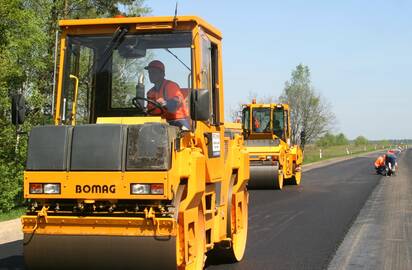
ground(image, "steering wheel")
xmin=132 ymin=96 xmax=166 ymax=115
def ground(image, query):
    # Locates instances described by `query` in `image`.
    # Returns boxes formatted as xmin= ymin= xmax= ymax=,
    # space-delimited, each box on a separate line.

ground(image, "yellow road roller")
xmin=20 ymin=16 xmax=249 ymax=270
xmin=241 ymin=101 xmax=303 ymax=189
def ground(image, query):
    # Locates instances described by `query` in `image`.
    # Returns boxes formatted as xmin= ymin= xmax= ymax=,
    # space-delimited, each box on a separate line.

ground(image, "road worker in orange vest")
xmin=374 ymin=154 xmax=386 ymax=175
xmin=145 ymin=60 xmax=190 ymax=129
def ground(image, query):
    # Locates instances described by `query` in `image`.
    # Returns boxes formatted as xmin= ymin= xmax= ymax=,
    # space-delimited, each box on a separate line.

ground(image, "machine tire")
xmin=193 ymin=206 xmax=206 ymax=270
xmin=178 ymin=204 xmax=206 ymax=270
xmin=290 ymin=173 xmax=301 ymax=185
xmin=207 ymin=175 xmax=248 ymax=264
xmin=288 ymin=162 xmax=302 ymax=185
xmin=290 ymin=171 xmax=302 ymax=185
xmin=274 ymin=170 xmax=284 ymax=190
xmin=226 ymin=190 xmax=248 ymax=262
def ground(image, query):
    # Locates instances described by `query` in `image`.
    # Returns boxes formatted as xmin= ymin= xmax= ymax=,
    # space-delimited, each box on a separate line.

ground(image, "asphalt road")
xmin=0 ymin=152 xmax=399 ymax=270
xmin=206 ymin=154 xmax=385 ymax=270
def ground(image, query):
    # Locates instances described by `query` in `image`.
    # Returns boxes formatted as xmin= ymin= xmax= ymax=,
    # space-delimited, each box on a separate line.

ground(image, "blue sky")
xmin=145 ymin=0 xmax=412 ymax=140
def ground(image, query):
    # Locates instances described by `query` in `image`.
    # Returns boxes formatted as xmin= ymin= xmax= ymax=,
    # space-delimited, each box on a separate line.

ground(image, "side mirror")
xmin=11 ymin=94 xmax=26 ymax=125
xmin=190 ymin=89 xmax=210 ymax=121
xmin=300 ymin=130 xmax=306 ymax=148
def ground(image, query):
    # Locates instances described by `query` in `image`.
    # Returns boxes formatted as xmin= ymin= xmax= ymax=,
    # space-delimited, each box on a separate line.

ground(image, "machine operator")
xmin=145 ymin=60 xmax=190 ymax=129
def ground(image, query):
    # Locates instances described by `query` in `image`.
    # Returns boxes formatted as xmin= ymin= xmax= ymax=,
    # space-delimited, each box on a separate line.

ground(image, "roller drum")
xmin=247 ymin=165 xmax=279 ymax=189
xmin=24 ymin=234 xmax=177 ymax=270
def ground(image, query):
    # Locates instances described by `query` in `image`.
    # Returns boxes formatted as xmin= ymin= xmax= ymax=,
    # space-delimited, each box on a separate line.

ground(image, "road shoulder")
xmin=328 ymin=150 xmax=412 ymax=270
xmin=0 ymin=219 xmax=22 ymax=245
xmin=303 ymin=150 xmax=383 ymax=172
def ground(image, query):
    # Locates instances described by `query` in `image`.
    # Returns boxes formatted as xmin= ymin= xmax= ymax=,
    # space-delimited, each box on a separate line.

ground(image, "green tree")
xmin=354 ymin=136 xmax=369 ymax=146
xmin=316 ymin=132 xmax=336 ymax=147
xmin=0 ymin=0 xmax=49 ymax=212
xmin=279 ymin=64 xmax=335 ymax=145
xmin=335 ymin=133 xmax=349 ymax=145
xmin=0 ymin=0 xmax=151 ymax=212
xmin=36 ymin=0 xmax=152 ymax=108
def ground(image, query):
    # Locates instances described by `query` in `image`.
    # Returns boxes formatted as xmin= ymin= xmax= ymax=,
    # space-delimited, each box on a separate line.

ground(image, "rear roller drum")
xmin=24 ymin=210 xmax=205 ymax=270
xmin=24 ymin=233 xmax=178 ymax=270
xmin=248 ymin=165 xmax=283 ymax=190
xmin=24 ymin=192 xmax=205 ymax=270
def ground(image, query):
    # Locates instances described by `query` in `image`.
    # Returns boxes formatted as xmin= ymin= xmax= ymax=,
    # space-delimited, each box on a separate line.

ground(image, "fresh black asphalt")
xmin=206 ymin=154 xmax=385 ymax=270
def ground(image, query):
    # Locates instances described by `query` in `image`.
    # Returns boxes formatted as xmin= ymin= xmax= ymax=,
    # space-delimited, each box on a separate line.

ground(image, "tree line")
xmin=316 ymin=133 xmax=370 ymax=147
xmin=0 ymin=0 xmax=150 ymax=212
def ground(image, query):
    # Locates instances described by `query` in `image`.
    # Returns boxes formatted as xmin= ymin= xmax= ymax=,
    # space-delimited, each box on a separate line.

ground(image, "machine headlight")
xmin=29 ymin=183 xmax=43 ymax=194
xmin=43 ymin=183 xmax=61 ymax=194
xmin=29 ymin=183 xmax=60 ymax=194
xmin=131 ymin=184 xmax=150 ymax=194
xmin=130 ymin=184 xmax=164 ymax=195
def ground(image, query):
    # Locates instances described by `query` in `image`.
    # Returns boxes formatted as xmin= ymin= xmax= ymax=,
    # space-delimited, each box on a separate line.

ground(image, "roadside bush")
xmin=0 ymin=163 xmax=23 ymax=213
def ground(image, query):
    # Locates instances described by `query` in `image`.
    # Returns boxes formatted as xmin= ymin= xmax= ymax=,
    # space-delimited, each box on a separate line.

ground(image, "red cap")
xmin=144 ymin=60 xmax=165 ymax=72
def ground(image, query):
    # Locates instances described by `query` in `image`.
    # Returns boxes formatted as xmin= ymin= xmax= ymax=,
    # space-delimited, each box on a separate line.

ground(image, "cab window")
xmin=273 ymin=108 xmax=284 ymax=139
xmin=252 ymin=108 xmax=271 ymax=133
xmin=242 ymin=107 xmax=250 ymax=130
xmin=200 ymin=28 xmax=220 ymax=125
xmin=62 ymin=32 xmax=192 ymax=123
xmin=62 ymin=41 xmax=95 ymax=125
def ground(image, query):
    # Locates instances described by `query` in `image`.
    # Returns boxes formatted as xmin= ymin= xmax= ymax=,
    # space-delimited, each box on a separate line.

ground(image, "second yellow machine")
xmin=21 ymin=16 xmax=249 ymax=269
xmin=241 ymin=101 xmax=303 ymax=189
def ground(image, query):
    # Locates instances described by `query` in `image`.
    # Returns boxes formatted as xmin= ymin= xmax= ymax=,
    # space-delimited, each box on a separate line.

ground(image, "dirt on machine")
xmin=240 ymin=100 xmax=303 ymax=189
xmin=19 ymin=16 xmax=250 ymax=270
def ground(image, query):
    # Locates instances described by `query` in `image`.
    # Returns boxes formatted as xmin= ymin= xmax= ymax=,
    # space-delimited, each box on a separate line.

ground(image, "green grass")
xmin=0 ymin=207 xmax=26 ymax=222
xmin=303 ymin=144 xmax=389 ymax=164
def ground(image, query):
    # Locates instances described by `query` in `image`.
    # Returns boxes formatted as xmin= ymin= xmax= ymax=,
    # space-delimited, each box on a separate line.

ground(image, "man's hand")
xmin=156 ymin=97 xmax=167 ymax=107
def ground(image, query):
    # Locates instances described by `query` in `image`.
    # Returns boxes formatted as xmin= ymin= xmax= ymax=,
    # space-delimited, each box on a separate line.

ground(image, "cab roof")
xmin=245 ymin=103 xmax=290 ymax=109
xmin=59 ymin=15 xmax=222 ymax=39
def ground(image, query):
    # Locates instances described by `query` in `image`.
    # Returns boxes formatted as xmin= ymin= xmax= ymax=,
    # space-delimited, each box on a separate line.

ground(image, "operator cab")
xmin=62 ymin=31 xmax=191 ymax=125
xmin=241 ymin=104 xmax=288 ymax=141
xmin=59 ymin=19 xmax=222 ymax=130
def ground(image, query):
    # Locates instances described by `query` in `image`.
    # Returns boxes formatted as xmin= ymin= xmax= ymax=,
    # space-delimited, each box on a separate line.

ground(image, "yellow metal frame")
xmin=68 ymin=74 xmax=79 ymax=125
xmin=22 ymin=215 xmax=176 ymax=237
xmin=22 ymin=15 xmax=250 ymax=269
xmin=242 ymin=103 xmax=302 ymax=181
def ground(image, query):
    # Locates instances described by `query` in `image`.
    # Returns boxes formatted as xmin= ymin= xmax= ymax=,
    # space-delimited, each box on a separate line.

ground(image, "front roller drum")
xmin=247 ymin=165 xmax=283 ymax=190
xmin=24 ymin=234 xmax=177 ymax=270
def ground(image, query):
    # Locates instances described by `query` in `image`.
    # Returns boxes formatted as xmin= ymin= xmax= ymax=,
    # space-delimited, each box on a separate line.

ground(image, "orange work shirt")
xmin=147 ymin=80 xmax=189 ymax=121
xmin=253 ymin=118 xmax=260 ymax=129
xmin=374 ymin=156 xmax=385 ymax=167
